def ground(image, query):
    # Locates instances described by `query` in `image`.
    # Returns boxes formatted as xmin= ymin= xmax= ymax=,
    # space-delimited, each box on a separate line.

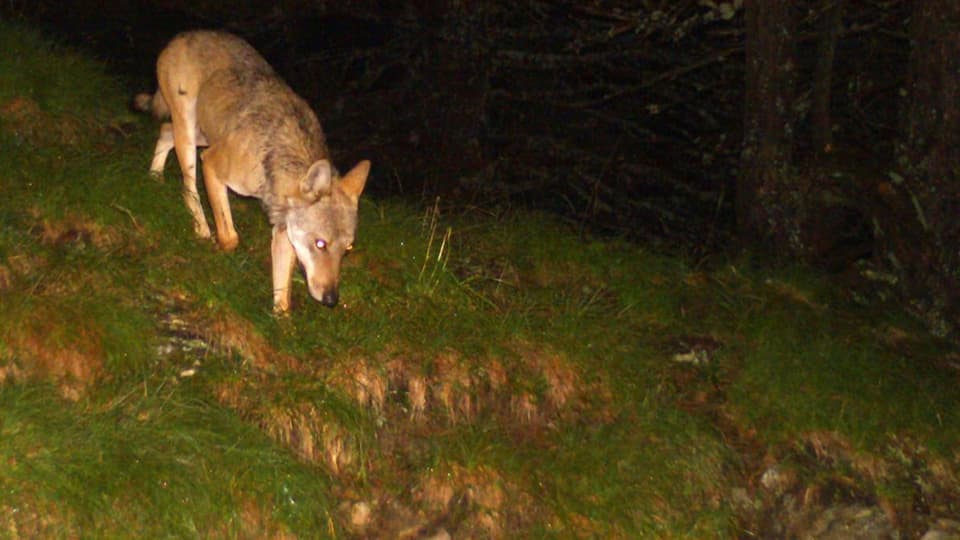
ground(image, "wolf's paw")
xmin=193 ymin=221 xmax=212 ymax=239
xmin=217 ymin=233 xmax=240 ymax=252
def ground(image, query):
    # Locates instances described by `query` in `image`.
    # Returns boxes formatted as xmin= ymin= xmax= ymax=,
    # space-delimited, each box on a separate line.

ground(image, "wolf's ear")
xmin=338 ymin=160 xmax=370 ymax=202
xmin=301 ymin=160 xmax=333 ymax=199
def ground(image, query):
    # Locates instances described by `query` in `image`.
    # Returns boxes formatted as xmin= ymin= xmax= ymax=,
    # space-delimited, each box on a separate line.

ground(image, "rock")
xmin=802 ymin=505 xmax=898 ymax=540
xmin=729 ymin=487 xmax=758 ymax=513
xmin=921 ymin=518 xmax=960 ymax=540
xmin=760 ymin=465 xmax=796 ymax=495
xmin=421 ymin=528 xmax=452 ymax=540
xmin=350 ymin=501 xmax=372 ymax=530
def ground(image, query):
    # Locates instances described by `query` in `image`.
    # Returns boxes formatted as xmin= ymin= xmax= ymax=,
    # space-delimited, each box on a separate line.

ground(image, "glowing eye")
xmin=345 ymin=243 xmax=354 ymax=252
xmin=315 ymin=239 xmax=327 ymax=250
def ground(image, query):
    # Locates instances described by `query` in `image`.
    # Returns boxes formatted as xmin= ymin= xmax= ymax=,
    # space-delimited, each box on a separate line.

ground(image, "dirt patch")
xmin=716 ymin=401 xmax=960 ymax=537
xmin=0 ymin=306 xmax=104 ymax=400
xmin=230 ymin=498 xmax=298 ymax=540
xmin=667 ymin=351 xmax=960 ymax=538
xmin=737 ymin=431 xmax=960 ymax=538
xmin=413 ymin=463 xmax=537 ymax=539
xmin=0 ymin=496 xmax=75 ymax=539
xmin=1 ymin=210 xmax=144 ymax=297
xmin=0 ymin=97 xmax=83 ymax=146
xmin=33 ymin=209 xmax=127 ymax=252
xmin=339 ymin=464 xmax=542 ymax=539
xmin=200 ymin=311 xmax=300 ymax=372
xmin=155 ymin=288 xmax=299 ymax=373
xmin=0 ymin=212 xmax=138 ymax=399
xmin=0 ymin=253 xmax=48 ymax=293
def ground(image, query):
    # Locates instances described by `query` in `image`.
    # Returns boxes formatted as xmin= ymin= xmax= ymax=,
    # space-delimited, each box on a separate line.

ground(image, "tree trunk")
xmin=738 ymin=0 xmax=802 ymax=253
xmin=893 ymin=0 xmax=960 ymax=335
xmin=811 ymin=0 xmax=845 ymax=157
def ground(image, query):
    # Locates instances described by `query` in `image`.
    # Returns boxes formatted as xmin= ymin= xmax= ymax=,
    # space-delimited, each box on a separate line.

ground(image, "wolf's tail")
xmin=132 ymin=91 xmax=170 ymax=119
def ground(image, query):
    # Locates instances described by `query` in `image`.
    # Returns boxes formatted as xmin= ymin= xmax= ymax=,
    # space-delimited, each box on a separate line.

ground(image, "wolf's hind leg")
xmin=171 ymin=101 xmax=211 ymax=239
xmin=149 ymin=122 xmax=174 ymax=177
xmin=201 ymin=146 xmax=239 ymax=251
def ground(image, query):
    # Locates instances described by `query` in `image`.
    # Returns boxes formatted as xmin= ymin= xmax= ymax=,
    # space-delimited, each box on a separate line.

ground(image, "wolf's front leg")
xmin=271 ymin=225 xmax=297 ymax=314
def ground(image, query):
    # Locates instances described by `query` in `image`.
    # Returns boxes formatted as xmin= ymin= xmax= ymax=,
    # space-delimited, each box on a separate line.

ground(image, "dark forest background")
xmin=5 ymin=0 xmax=960 ymax=339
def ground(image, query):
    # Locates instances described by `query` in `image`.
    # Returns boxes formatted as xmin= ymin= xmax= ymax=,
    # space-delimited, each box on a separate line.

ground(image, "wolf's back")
xmin=136 ymin=31 xmax=273 ymax=121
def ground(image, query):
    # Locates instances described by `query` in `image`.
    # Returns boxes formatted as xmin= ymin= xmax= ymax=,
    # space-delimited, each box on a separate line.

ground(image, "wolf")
xmin=139 ymin=30 xmax=370 ymax=313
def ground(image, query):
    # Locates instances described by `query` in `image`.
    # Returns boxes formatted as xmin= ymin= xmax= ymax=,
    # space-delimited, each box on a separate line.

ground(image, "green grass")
xmin=727 ymin=272 xmax=960 ymax=449
xmin=0 ymin=384 xmax=335 ymax=538
xmin=1 ymin=19 xmax=959 ymax=538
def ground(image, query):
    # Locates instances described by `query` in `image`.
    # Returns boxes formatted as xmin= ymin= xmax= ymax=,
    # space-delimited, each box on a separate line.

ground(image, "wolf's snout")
xmin=308 ymin=282 xmax=339 ymax=307
xmin=306 ymin=278 xmax=339 ymax=307
xmin=320 ymin=289 xmax=339 ymax=307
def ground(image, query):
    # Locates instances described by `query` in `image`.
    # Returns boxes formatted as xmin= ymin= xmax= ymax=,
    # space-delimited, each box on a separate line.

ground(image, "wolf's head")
xmin=285 ymin=159 xmax=370 ymax=307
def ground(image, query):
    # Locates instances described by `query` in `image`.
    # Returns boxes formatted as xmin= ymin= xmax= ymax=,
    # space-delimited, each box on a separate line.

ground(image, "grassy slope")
xmin=0 ymin=21 xmax=958 ymax=538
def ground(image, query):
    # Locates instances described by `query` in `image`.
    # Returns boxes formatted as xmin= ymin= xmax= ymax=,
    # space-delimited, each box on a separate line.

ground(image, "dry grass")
xmin=322 ymin=342 xmax=612 ymax=430
xmin=214 ymin=378 xmax=360 ymax=475
xmin=327 ymin=355 xmax=389 ymax=414
xmin=262 ymin=403 xmax=358 ymax=475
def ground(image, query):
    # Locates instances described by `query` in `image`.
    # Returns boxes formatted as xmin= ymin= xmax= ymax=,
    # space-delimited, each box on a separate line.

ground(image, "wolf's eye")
xmin=315 ymin=238 xmax=327 ymax=250
xmin=345 ymin=243 xmax=354 ymax=252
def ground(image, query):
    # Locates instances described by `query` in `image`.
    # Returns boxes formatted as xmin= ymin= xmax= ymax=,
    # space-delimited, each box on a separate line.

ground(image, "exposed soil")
xmin=667 ymin=346 xmax=960 ymax=539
